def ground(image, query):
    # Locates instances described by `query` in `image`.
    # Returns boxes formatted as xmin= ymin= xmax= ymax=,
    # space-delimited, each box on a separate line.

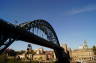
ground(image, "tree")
xmin=5 ymin=48 xmax=16 ymax=56
xmin=26 ymin=49 xmax=35 ymax=60
xmin=93 ymin=45 xmax=96 ymax=55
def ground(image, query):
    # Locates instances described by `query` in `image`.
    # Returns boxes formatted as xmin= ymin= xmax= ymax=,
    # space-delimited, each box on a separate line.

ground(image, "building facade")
xmin=72 ymin=40 xmax=96 ymax=63
xmin=33 ymin=48 xmax=55 ymax=61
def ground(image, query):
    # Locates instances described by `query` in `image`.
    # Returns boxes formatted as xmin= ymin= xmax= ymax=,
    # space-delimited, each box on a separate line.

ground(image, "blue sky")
xmin=0 ymin=0 xmax=96 ymax=50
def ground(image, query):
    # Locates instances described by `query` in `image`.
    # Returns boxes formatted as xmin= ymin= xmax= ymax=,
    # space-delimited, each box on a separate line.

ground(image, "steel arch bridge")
xmin=0 ymin=19 xmax=70 ymax=63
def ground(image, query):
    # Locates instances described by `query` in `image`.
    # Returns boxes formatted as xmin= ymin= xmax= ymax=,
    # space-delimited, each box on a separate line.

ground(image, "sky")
xmin=0 ymin=0 xmax=96 ymax=50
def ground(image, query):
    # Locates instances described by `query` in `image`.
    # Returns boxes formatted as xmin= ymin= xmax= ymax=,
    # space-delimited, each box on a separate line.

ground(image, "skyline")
xmin=0 ymin=0 xmax=96 ymax=50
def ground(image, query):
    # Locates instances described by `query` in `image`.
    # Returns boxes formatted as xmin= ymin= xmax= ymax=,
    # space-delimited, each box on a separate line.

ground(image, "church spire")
xmin=83 ymin=40 xmax=88 ymax=49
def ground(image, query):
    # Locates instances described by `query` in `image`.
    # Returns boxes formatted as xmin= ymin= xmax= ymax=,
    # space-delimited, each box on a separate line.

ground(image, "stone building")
xmin=72 ymin=40 xmax=96 ymax=63
xmin=34 ymin=48 xmax=44 ymax=54
xmin=33 ymin=48 xmax=55 ymax=61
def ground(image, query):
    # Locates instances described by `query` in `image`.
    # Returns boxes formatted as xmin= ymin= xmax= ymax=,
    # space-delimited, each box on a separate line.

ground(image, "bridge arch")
xmin=19 ymin=19 xmax=60 ymax=46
